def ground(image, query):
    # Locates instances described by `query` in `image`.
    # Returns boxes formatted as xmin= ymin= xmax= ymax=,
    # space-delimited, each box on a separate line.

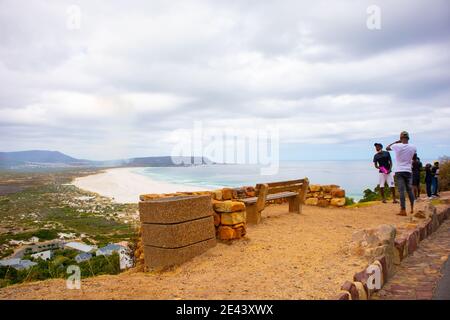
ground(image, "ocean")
xmin=131 ymin=160 xmax=388 ymax=200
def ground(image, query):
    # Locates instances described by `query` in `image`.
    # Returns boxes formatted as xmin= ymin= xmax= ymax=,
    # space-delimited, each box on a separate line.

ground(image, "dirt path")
xmin=0 ymin=199 xmax=438 ymax=300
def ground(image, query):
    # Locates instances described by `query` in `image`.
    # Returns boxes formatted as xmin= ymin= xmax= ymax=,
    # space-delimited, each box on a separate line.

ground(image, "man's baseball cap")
xmin=374 ymin=143 xmax=383 ymax=148
xmin=400 ymin=131 xmax=409 ymax=139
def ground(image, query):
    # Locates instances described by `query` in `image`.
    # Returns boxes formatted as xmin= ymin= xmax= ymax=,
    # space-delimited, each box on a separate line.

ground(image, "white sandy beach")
xmin=71 ymin=167 xmax=209 ymax=203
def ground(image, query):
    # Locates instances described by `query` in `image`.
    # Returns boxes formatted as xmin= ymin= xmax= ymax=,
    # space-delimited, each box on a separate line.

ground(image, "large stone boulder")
xmin=351 ymin=224 xmax=396 ymax=278
xmin=330 ymin=198 xmax=346 ymax=207
xmin=220 ymin=211 xmax=246 ymax=225
xmin=213 ymin=200 xmax=246 ymax=213
xmin=331 ymin=188 xmax=345 ymax=198
xmin=309 ymin=185 xmax=322 ymax=192
xmin=305 ymin=197 xmax=319 ymax=206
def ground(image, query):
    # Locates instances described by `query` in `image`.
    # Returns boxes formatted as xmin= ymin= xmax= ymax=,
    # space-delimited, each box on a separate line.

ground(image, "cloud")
xmin=0 ymin=0 xmax=449 ymax=160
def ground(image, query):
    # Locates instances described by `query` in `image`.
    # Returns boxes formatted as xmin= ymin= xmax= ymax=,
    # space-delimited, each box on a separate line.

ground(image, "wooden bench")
xmin=238 ymin=178 xmax=309 ymax=224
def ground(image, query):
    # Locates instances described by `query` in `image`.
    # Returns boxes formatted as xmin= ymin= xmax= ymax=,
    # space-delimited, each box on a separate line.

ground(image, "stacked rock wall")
xmin=304 ymin=184 xmax=346 ymax=207
xmin=337 ymin=203 xmax=450 ymax=300
xmin=212 ymin=200 xmax=247 ymax=240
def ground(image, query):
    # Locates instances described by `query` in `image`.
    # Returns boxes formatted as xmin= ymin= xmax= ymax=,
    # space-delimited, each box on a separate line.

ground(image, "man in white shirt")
xmin=386 ymin=131 xmax=417 ymax=216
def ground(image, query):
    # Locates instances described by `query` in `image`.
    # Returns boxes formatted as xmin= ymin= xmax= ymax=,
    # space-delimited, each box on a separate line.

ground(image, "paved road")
xmin=372 ymin=219 xmax=450 ymax=300
xmin=433 ymin=255 xmax=450 ymax=300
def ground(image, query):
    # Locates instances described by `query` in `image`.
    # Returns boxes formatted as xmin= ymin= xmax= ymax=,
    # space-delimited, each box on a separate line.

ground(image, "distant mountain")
xmin=0 ymin=150 xmax=212 ymax=170
xmin=0 ymin=150 xmax=89 ymax=166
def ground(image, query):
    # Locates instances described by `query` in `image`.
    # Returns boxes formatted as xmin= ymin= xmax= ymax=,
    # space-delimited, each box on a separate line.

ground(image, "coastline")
xmin=71 ymin=167 xmax=210 ymax=203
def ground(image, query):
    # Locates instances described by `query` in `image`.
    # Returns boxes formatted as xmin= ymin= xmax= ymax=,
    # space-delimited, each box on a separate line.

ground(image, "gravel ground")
xmin=0 ymin=198 xmax=440 ymax=300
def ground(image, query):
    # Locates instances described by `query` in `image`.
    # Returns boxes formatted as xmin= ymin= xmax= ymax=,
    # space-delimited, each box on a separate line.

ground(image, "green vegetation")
xmin=345 ymin=196 xmax=355 ymax=206
xmin=438 ymin=157 xmax=450 ymax=191
xmin=358 ymin=186 xmax=388 ymax=203
xmin=0 ymin=251 xmax=120 ymax=288
xmin=0 ymin=171 xmax=138 ymax=249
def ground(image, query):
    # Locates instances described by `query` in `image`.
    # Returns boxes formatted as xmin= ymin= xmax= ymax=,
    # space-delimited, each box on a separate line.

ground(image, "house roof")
xmin=0 ymin=259 xmax=37 ymax=270
xmin=75 ymin=252 xmax=92 ymax=260
xmin=31 ymin=250 xmax=52 ymax=258
xmin=0 ymin=258 xmax=21 ymax=266
xmin=65 ymin=242 xmax=96 ymax=253
xmin=97 ymin=243 xmax=125 ymax=253
xmin=16 ymin=260 xmax=37 ymax=269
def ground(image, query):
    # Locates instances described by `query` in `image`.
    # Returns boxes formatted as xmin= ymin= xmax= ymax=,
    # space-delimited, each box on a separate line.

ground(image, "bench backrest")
xmin=256 ymin=178 xmax=308 ymax=195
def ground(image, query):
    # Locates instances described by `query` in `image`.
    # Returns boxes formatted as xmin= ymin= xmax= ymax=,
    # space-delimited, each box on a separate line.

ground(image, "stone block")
xmin=331 ymin=188 xmax=345 ymax=198
xmin=407 ymin=232 xmax=418 ymax=254
xmin=234 ymin=188 xmax=247 ymax=199
xmin=221 ymin=188 xmax=234 ymax=200
xmin=418 ymin=224 xmax=427 ymax=241
xmin=337 ymin=291 xmax=351 ymax=300
xmin=394 ymin=238 xmax=407 ymax=264
xmin=139 ymin=195 xmax=213 ymax=224
xmin=213 ymin=200 xmax=246 ymax=213
xmin=341 ymin=281 xmax=359 ymax=300
xmin=220 ymin=210 xmax=246 ymax=225
xmin=141 ymin=216 xmax=215 ymax=248
xmin=143 ymin=238 xmax=216 ymax=269
xmin=217 ymin=226 xmax=235 ymax=240
xmin=353 ymin=270 xmax=370 ymax=296
xmin=309 ymin=185 xmax=322 ymax=192
xmin=305 ymin=197 xmax=319 ymax=206
xmin=139 ymin=194 xmax=162 ymax=201
xmin=375 ymin=224 xmax=396 ymax=245
xmin=232 ymin=224 xmax=246 ymax=239
xmin=213 ymin=190 xmax=223 ymax=201
xmin=375 ymin=256 xmax=389 ymax=283
xmin=330 ymin=198 xmax=346 ymax=207
xmin=354 ymin=281 xmax=368 ymax=300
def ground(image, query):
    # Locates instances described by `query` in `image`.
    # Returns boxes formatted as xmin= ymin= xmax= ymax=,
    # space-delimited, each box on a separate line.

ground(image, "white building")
xmin=28 ymin=236 xmax=39 ymax=244
xmin=65 ymin=242 xmax=97 ymax=253
xmin=31 ymin=250 xmax=53 ymax=261
xmin=58 ymin=232 xmax=76 ymax=240
xmin=0 ymin=258 xmax=37 ymax=270
xmin=96 ymin=243 xmax=125 ymax=256
xmin=9 ymin=240 xmax=24 ymax=246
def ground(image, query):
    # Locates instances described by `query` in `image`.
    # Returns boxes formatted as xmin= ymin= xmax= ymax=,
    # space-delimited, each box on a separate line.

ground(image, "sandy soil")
xmin=71 ymin=167 xmax=209 ymax=203
xmin=0 ymin=198 xmax=432 ymax=300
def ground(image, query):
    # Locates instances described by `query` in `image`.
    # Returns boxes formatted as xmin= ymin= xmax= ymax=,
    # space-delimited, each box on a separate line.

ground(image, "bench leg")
xmin=246 ymin=204 xmax=262 ymax=224
xmin=288 ymin=196 xmax=301 ymax=213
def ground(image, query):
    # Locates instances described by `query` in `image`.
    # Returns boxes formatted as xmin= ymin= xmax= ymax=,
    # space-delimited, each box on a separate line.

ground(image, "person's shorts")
xmin=379 ymin=172 xmax=395 ymax=187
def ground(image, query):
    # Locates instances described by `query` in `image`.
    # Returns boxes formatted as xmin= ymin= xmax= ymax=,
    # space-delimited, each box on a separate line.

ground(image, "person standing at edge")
xmin=411 ymin=153 xmax=423 ymax=200
xmin=425 ymin=163 xmax=433 ymax=199
xmin=373 ymin=143 xmax=398 ymax=203
xmin=431 ymin=161 xmax=440 ymax=197
xmin=386 ymin=131 xmax=417 ymax=216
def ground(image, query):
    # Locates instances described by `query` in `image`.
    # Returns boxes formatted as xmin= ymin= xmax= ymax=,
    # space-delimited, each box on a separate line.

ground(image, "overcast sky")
xmin=1 ymin=0 xmax=449 ymax=161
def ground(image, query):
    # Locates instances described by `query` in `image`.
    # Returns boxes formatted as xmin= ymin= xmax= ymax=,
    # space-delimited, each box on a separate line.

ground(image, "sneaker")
xmin=393 ymin=200 xmax=399 ymax=204
xmin=397 ymin=209 xmax=407 ymax=216
xmin=382 ymin=199 xmax=387 ymax=203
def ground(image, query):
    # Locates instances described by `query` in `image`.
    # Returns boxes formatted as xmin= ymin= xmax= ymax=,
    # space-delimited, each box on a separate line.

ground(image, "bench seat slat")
xmin=238 ymin=191 xmax=298 ymax=205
